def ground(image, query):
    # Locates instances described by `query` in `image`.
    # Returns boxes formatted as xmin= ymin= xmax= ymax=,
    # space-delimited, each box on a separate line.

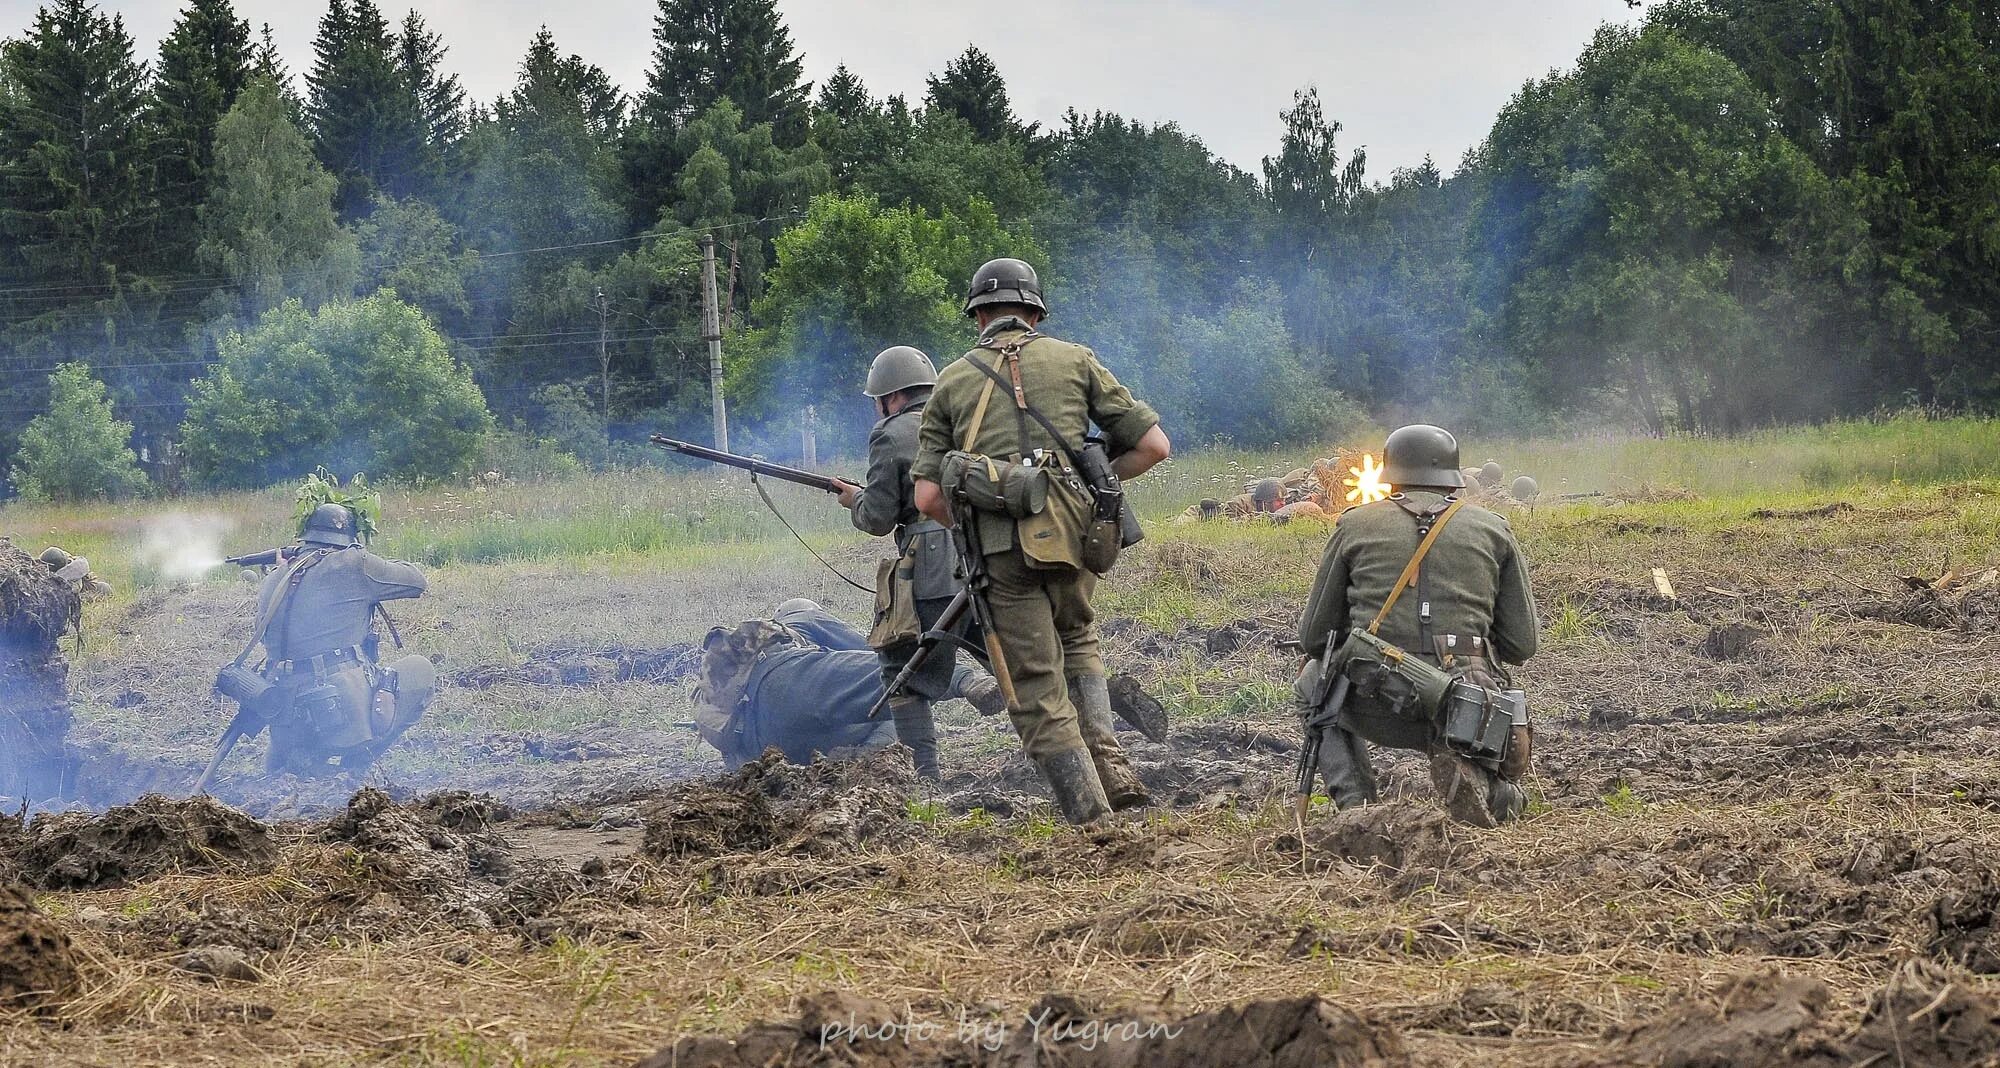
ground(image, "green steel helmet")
xmin=38 ymin=546 xmax=73 ymax=569
xmin=862 ymin=346 xmax=937 ymax=398
xmin=1382 ymin=424 xmax=1466 ymax=490
xmin=301 ymin=503 xmax=359 ymax=547
xmin=1511 ymin=475 xmax=1540 ymax=501
xmin=963 ymin=258 xmax=1048 ymax=317
xmin=1251 ymin=478 xmax=1283 ymax=509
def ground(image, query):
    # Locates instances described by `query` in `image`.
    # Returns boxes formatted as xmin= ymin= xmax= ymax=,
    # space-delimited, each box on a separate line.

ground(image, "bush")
xmin=9 ymin=363 xmax=149 ymax=502
xmin=180 ymin=294 xmax=493 ymax=488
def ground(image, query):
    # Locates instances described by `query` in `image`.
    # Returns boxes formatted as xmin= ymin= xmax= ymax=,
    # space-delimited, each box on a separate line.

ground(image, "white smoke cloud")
xmin=137 ymin=513 xmax=235 ymax=583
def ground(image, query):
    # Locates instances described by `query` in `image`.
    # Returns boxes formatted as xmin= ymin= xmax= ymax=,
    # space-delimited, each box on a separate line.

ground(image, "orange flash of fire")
xmin=1344 ymin=453 xmax=1391 ymax=504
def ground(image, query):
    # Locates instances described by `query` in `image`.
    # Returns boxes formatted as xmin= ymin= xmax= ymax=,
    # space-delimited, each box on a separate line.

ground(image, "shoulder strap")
xmin=962 ymin=345 xmax=1088 ymax=469
xmin=233 ymin=549 xmax=330 ymax=666
xmin=1367 ymin=498 xmax=1466 ymax=635
xmin=961 ymin=376 xmax=998 ymax=451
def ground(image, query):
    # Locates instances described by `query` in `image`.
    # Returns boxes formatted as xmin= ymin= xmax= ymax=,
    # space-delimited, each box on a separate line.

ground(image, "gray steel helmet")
xmin=774 ymin=597 xmax=822 ymax=617
xmin=1251 ymin=478 xmax=1283 ymax=508
xmin=1381 ymin=424 xmax=1466 ymax=489
xmin=1511 ymin=475 xmax=1540 ymax=501
xmin=301 ymin=503 xmax=358 ymax=547
xmin=862 ymin=346 xmax=937 ymax=398
xmin=1480 ymin=460 xmax=1504 ymax=486
xmin=963 ymin=258 xmax=1048 ymax=317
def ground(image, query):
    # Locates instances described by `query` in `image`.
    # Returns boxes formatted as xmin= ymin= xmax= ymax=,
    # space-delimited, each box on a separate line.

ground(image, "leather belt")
xmin=267 ymin=644 xmax=369 ymax=678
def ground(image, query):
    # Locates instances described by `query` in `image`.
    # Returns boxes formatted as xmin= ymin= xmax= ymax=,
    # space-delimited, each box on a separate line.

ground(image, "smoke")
xmin=137 ymin=513 xmax=235 ymax=583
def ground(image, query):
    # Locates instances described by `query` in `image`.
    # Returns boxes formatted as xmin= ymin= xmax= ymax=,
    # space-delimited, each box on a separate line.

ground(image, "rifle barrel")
xmin=649 ymin=434 xmax=848 ymax=494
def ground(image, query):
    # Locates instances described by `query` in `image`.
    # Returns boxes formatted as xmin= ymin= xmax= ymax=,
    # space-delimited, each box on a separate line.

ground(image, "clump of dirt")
xmin=641 ymin=747 xmax=920 ymax=859
xmin=17 ymin=793 xmax=277 ymax=889
xmin=636 ymin=991 xmax=1408 ymax=1068
xmin=0 ymin=543 xmax=82 ymax=804
xmin=414 ymin=790 xmax=514 ymax=832
xmin=1600 ymin=961 xmax=2000 ymax=1067
xmin=0 ymin=880 xmax=79 ymax=1012
xmin=1699 ymin=623 xmax=1764 ymax=661
xmin=319 ymin=787 xmax=508 ymax=926
xmin=1306 ymin=802 xmax=1476 ymax=886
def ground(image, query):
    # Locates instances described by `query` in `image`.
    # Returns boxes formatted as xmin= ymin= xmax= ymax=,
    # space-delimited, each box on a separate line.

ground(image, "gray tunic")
xmin=256 ymin=547 xmax=427 ymax=663
xmin=850 ymin=400 xmax=955 ymax=601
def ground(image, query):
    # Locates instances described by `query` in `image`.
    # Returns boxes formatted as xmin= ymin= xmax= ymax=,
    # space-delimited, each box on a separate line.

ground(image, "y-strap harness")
xmin=1362 ymin=495 xmax=1466 ymax=658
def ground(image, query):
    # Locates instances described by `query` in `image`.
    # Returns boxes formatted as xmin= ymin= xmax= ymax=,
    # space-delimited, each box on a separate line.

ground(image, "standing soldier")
xmin=912 ymin=258 xmax=1172 ymax=823
xmin=832 ymin=346 xmax=960 ymax=780
xmin=1295 ymin=425 xmax=1539 ymax=826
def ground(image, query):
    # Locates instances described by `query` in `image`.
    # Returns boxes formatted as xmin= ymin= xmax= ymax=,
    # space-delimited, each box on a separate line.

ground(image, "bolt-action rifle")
xmin=225 ymin=545 xmax=297 ymax=569
xmin=649 ymin=435 xmax=856 ymax=493
xmin=869 ymin=496 xmax=1017 ymax=719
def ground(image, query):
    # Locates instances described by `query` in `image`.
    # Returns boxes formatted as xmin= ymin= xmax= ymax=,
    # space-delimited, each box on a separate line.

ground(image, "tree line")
xmin=0 ymin=0 xmax=1994 ymax=497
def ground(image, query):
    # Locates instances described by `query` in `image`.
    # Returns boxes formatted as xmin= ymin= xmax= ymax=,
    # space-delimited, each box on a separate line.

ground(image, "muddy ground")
xmin=5 ymin=488 xmax=2000 ymax=1065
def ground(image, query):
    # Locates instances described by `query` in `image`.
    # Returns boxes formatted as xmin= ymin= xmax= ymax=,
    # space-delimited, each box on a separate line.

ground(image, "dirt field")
xmin=5 ymin=456 xmax=2000 ymax=1066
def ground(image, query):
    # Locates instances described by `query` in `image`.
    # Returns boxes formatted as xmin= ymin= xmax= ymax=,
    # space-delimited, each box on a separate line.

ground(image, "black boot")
xmin=888 ymin=696 xmax=940 ymax=781
xmin=1033 ymin=747 xmax=1111 ymax=824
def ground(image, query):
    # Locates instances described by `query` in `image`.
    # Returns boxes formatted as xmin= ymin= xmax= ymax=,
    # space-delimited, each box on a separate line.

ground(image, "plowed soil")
xmin=5 ymin=486 xmax=2000 ymax=1066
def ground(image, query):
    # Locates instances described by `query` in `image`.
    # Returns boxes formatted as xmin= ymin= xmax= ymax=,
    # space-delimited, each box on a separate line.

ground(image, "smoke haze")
xmin=137 ymin=513 xmax=235 ymax=583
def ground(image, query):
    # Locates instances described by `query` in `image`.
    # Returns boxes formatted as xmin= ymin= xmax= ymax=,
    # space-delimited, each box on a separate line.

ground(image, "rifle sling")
xmin=1367 ymin=497 xmax=1465 ymax=636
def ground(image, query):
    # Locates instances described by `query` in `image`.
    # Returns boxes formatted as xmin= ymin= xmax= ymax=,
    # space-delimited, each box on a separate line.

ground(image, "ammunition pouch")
xmin=214 ymin=663 xmax=274 ymax=706
xmin=867 ymin=553 xmax=924 ymax=650
xmin=1073 ymin=441 xmax=1143 ymax=576
xmin=941 ymin=450 xmax=1046 ymax=519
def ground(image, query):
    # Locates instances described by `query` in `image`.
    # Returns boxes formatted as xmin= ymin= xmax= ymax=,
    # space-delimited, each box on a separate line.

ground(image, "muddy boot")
xmin=1314 ymin=725 xmax=1378 ymax=809
xmin=1489 ymin=779 xmax=1527 ymax=824
xmin=956 ymin=672 xmax=1008 ymax=718
xmin=1035 ymin=746 xmax=1111 ymax=825
xmin=1428 ymin=747 xmax=1497 ymax=829
xmin=1070 ymin=675 xmax=1151 ymax=811
xmin=887 ymin=696 xmax=941 ymax=781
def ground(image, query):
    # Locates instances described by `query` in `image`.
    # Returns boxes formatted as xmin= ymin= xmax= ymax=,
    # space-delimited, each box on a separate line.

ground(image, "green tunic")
xmin=1297 ymin=491 xmax=1539 ymax=749
xmin=911 ymin=317 xmax=1161 ymax=758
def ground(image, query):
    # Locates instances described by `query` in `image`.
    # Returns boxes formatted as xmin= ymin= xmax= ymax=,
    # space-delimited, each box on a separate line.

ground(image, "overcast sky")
xmin=15 ymin=0 xmax=1642 ymax=178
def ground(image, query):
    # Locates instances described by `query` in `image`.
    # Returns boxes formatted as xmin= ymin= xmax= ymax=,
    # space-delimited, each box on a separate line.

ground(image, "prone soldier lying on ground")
xmin=691 ymin=599 xmax=1006 ymax=769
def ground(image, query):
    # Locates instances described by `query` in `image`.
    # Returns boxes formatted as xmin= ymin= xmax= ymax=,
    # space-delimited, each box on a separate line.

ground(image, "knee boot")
xmin=887 ymin=695 xmax=940 ymax=781
xmin=1314 ymin=725 xmax=1378 ymax=809
xmin=1034 ymin=746 xmax=1111 ymax=825
xmin=1070 ymin=674 xmax=1151 ymax=810
xmin=1428 ymin=746 xmax=1498 ymax=829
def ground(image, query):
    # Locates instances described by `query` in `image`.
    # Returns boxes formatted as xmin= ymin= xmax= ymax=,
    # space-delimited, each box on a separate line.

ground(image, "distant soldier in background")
xmin=1295 ymin=425 xmax=1540 ymax=826
xmin=913 ymin=258 xmax=1172 ymax=823
xmin=830 ymin=346 xmax=963 ymax=781
xmin=692 ymin=599 xmax=1004 ymax=769
xmin=210 ymin=504 xmax=436 ymax=779
xmin=38 ymin=547 xmax=110 ymax=600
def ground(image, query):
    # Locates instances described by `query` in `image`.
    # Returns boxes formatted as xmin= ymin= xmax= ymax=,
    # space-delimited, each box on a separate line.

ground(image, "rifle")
xmin=225 ymin=545 xmax=296 ymax=568
xmin=649 ymin=435 xmax=856 ymax=493
xmin=1294 ymin=670 xmax=1353 ymax=828
xmin=867 ymin=588 xmax=977 ymax=719
xmin=873 ymin=497 xmax=1020 ymax=718
xmin=192 ymin=703 xmax=268 ymax=796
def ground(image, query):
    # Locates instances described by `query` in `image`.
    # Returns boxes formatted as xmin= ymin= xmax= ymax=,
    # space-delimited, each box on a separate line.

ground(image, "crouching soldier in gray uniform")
xmin=205 ymin=504 xmax=436 ymax=784
xmin=1295 ymin=425 xmax=1540 ymax=826
xmin=691 ymin=599 xmax=1003 ymax=770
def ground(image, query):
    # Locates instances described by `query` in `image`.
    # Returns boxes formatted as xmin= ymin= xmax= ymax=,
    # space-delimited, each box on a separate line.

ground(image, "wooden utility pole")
xmin=594 ymin=286 xmax=610 ymax=417
xmin=700 ymin=233 xmax=730 ymax=451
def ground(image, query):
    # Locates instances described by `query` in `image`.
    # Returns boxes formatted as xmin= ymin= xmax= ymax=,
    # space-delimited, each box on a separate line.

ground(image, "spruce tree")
xmin=397 ymin=10 xmax=466 ymax=196
xmin=924 ymin=46 xmax=1015 ymax=141
xmin=0 ymin=0 xmax=151 ymax=303
xmin=305 ymin=0 xmax=426 ymax=216
xmin=146 ymin=0 xmax=253 ymax=272
xmin=623 ymin=0 xmax=809 ymax=225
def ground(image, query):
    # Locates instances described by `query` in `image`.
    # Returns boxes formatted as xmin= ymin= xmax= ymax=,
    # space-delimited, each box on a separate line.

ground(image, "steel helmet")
xmin=862 ymin=346 xmax=937 ymax=398
xmin=1250 ymin=478 xmax=1283 ymax=509
xmin=963 ymin=258 xmax=1048 ymax=317
xmin=1480 ymin=460 xmax=1504 ymax=486
xmin=1511 ymin=475 xmax=1540 ymax=501
xmin=301 ymin=503 xmax=359 ymax=547
xmin=1381 ymin=425 xmax=1466 ymax=490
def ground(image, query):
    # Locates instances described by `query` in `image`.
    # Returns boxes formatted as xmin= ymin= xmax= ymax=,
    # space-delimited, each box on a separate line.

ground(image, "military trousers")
xmin=982 ymin=548 xmax=1104 ymax=759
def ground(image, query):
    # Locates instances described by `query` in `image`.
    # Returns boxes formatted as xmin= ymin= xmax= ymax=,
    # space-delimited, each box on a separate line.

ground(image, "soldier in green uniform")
xmin=832 ymin=346 xmax=960 ymax=780
xmin=912 ymin=258 xmax=1173 ymax=823
xmin=1295 ymin=425 xmax=1539 ymax=826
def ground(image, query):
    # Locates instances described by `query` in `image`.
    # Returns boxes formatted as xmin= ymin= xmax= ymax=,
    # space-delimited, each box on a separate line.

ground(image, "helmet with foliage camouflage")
xmin=1382 ymin=425 xmax=1466 ymax=490
xmin=301 ymin=503 xmax=359 ymax=547
xmin=963 ymin=258 xmax=1048 ymax=318
xmin=863 ymin=346 xmax=938 ymax=398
